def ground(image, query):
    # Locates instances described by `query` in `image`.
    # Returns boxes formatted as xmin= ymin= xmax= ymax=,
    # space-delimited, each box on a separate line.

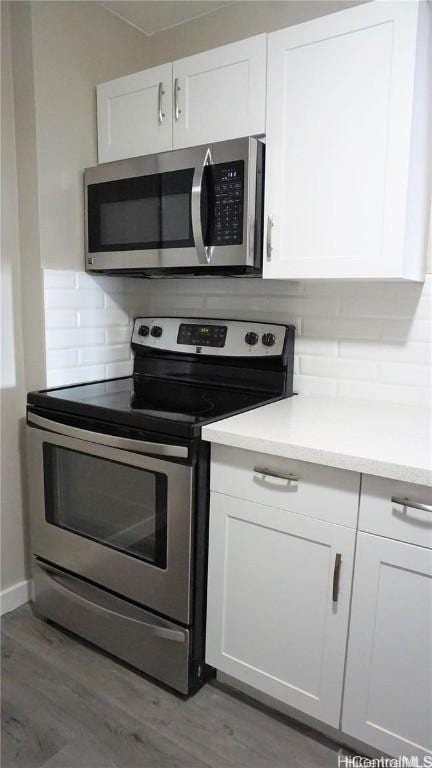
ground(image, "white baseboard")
xmin=0 ymin=579 xmax=33 ymax=616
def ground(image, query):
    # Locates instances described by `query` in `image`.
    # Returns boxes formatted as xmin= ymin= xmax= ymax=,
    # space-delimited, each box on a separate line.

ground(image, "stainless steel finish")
xmin=132 ymin=317 xmax=286 ymax=357
xmin=391 ymin=497 xmax=432 ymax=513
xmin=27 ymin=412 xmax=188 ymax=459
xmin=33 ymin=559 xmax=191 ymax=693
xmin=332 ymin=553 xmax=342 ymax=602
xmin=158 ymin=81 xmax=166 ymax=124
xmin=37 ymin=561 xmax=186 ymax=642
xmin=254 ymin=466 xmax=299 ymax=486
xmin=266 ymin=214 xmax=273 ymax=260
xmin=191 ymin=146 xmax=213 ymax=265
xmin=84 ymin=137 xmax=262 ymax=272
xmin=174 ymin=77 xmax=181 ymax=121
xmin=249 ymin=215 xmax=255 ymax=264
xmin=26 ymin=424 xmax=194 ymax=624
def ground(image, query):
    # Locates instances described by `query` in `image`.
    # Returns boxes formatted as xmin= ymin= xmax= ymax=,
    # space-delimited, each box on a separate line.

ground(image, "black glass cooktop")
xmin=28 ymin=376 xmax=277 ymax=439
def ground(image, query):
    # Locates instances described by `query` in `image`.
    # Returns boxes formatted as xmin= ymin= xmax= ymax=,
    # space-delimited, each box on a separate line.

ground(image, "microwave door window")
xmin=87 ymin=169 xmax=194 ymax=252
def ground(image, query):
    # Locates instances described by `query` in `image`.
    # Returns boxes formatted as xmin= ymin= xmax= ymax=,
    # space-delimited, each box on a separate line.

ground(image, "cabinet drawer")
xmin=33 ymin=558 xmax=190 ymax=693
xmin=210 ymin=445 xmax=360 ymax=528
xmin=359 ymin=475 xmax=432 ymax=548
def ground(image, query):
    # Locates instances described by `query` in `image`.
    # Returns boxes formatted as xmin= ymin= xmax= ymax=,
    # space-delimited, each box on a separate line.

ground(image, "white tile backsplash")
xmin=44 ymin=271 xmax=137 ymax=386
xmin=43 ymin=270 xmax=432 ymax=406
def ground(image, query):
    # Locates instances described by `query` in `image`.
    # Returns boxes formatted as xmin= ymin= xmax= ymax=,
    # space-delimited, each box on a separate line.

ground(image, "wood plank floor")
xmin=2 ymin=605 xmax=351 ymax=768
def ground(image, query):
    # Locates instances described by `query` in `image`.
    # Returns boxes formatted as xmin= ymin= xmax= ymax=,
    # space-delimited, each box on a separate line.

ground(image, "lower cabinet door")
xmin=206 ymin=492 xmax=356 ymax=727
xmin=342 ymin=532 xmax=432 ymax=758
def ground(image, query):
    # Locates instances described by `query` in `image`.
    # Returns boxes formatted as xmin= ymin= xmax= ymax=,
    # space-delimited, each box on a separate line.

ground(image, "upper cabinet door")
xmin=172 ymin=35 xmax=267 ymax=150
xmin=97 ymin=63 xmax=173 ymax=164
xmin=264 ymin=1 xmax=431 ymax=281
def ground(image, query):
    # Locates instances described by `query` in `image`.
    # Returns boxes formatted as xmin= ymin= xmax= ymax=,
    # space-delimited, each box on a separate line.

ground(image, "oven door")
xmin=26 ymin=415 xmax=194 ymax=625
xmin=84 ymin=137 xmax=260 ymax=274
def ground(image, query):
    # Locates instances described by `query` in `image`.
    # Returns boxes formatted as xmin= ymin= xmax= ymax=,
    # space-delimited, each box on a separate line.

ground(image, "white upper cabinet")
xmin=342 ymin=532 xmax=432 ymax=758
xmin=96 ymin=36 xmax=266 ymax=163
xmin=97 ymin=63 xmax=173 ymax=163
xmin=172 ymin=35 xmax=267 ymax=149
xmin=264 ymin=1 xmax=431 ymax=281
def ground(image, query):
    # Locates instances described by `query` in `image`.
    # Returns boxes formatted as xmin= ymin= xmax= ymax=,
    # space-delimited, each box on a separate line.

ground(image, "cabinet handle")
xmin=158 ymin=82 xmax=166 ymax=124
xmin=174 ymin=78 xmax=181 ymax=121
xmin=332 ymin=553 xmax=342 ymax=603
xmin=254 ymin=466 xmax=299 ymax=486
xmin=266 ymin=214 xmax=273 ymax=260
xmin=391 ymin=497 xmax=432 ymax=513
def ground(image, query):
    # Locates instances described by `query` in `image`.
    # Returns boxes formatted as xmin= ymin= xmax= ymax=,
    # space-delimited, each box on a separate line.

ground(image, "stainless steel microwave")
xmin=84 ymin=136 xmax=264 ymax=277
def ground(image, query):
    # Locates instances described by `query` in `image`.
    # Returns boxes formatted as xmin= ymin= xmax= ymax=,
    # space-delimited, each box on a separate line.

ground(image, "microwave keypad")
xmin=212 ymin=162 xmax=244 ymax=246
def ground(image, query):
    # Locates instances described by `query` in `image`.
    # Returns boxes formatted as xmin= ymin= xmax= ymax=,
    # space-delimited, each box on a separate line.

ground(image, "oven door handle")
xmin=27 ymin=412 xmax=188 ymax=459
xmin=37 ymin=562 xmax=186 ymax=643
xmin=191 ymin=146 xmax=213 ymax=266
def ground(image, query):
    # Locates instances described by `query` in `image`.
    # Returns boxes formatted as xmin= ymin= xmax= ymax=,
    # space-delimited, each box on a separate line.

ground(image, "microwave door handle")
xmin=191 ymin=146 xmax=213 ymax=265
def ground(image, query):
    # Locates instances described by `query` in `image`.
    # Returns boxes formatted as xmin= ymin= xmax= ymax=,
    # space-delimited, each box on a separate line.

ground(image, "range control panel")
xmin=132 ymin=318 xmax=288 ymax=357
xmin=212 ymin=162 xmax=244 ymax=246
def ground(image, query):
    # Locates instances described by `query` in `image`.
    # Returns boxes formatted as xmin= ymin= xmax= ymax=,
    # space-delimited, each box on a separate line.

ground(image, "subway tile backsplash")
xmin=43 ymin=270 xmax=431 ymax=405
xmin=44 ymin=271 xmax=136 ymax=387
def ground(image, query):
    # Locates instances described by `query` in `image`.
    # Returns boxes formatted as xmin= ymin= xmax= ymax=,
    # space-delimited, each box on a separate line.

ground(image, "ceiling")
xmin=99 ymin=1 xmax=235 ymax=36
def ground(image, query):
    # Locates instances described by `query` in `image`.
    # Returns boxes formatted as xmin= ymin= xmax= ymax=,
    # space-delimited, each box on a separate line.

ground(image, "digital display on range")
xmin=177 ymin=323 xmax=227 ymax=348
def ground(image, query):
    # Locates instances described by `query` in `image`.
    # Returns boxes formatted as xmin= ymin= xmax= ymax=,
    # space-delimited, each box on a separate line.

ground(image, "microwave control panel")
xmin=212 ymin=161 xmax=244 ymax=246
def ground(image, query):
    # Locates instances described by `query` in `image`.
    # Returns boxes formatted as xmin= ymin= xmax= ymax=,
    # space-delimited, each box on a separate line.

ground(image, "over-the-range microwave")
xmin=84 ymin=136 xmax=264 ymax=278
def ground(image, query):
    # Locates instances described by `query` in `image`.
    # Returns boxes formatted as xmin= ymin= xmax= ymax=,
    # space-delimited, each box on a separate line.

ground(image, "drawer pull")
xmin=37 ymin=563 xmax=186 ymax=643
xmin=332 ymin=553 xmax=342 ymax=603
xmin=391 ymin=497 xmax=432 ymax=514
xmin=254 ymin=466 xmax=299 ymax=486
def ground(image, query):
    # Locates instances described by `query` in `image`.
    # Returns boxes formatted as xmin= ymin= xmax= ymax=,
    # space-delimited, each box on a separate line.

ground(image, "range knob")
xmin=138 ymin=324 xmax=150 ymax=337
xmin=245 ymin=331 xmax=259 ymax=346
xmin=151 ymin=325 xmax=163 ymax=338
xmin=262 ymin=332 xmax=276 ymax=347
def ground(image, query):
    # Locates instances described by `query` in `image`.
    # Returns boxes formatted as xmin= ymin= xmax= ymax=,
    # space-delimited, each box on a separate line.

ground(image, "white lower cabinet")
xmin=342 ymin=532 xmax=432 ymax=758
xmin=206 ymin=490 xmax=356 ymax=727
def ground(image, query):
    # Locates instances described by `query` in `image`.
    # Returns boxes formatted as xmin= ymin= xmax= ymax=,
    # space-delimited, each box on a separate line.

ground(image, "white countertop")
xmin=202 ymin=396 xmax=432 ymax=486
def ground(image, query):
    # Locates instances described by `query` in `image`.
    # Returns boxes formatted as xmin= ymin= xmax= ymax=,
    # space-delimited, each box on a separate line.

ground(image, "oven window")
xmin=43 ymin=445 xmax=167 ymax=568
xmin=87 ymin=169 xmax=194 ymax=252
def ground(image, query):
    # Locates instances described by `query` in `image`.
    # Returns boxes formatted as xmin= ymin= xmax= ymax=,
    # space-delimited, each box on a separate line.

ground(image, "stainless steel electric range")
xmin=26 ymin=317 xmax=295 ymax=695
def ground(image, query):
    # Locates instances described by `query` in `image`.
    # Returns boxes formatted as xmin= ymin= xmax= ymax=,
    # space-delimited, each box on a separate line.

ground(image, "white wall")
xmin=140 ymin=0 xmax=364 ymax=65
xmin=4 ymin=0 xmax=432 ymax=610
xmin=44 ymin=270 xmax=431 ymax=407
xmin=30 ymin=0 xmax=156 ymax=274
xmin=41 ymin=0 xmax=431 ymax=406
xmin=32 ymin=0 xmax=362 ymax=275
xmin=1 ymin=0 xmax=160 ymax=611
xmin=1 ymin=2 xmax=31 ymax=609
